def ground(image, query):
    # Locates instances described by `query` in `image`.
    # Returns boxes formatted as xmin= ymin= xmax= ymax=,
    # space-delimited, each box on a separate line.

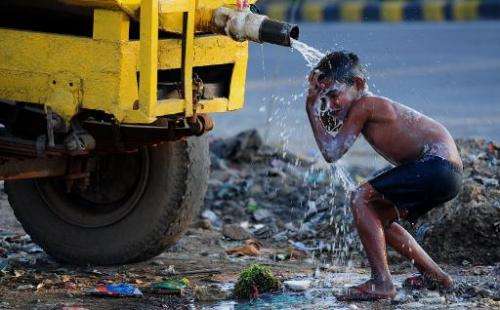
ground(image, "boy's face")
xmin=311 ymin=74 xmax=359 ymax=113
xmin=309 ymin=70 xmax=361 ymax=109
xmin=320 ymin=79 xmax=358 ymax=110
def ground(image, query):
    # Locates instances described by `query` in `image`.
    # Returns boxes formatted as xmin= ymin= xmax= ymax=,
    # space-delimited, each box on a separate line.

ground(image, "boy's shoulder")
xmin=356 ymin=95 xmax=392 ymax=106
xmin=353 ymin=95 xmax=397 ymax=120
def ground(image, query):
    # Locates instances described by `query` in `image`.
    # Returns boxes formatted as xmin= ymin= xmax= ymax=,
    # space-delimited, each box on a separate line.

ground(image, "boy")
xmin=306 ymin=51 xmax=463 ymax=301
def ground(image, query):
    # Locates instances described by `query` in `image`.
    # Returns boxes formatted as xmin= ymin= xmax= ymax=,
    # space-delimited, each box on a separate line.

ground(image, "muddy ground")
xmin=0 ymin=131 xmax=498 ymax=309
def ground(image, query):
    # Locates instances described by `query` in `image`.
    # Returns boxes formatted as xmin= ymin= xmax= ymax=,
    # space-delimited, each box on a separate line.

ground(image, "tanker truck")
xmin=0 ymin=0 xmax=298 ymax=265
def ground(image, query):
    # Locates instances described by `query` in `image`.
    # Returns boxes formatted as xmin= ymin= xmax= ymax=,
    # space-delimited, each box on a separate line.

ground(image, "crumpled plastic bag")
xmin=88 ymin=283 xmax=143 ymax=297
xmin=225 ymin=239 xmax=262 ymax=256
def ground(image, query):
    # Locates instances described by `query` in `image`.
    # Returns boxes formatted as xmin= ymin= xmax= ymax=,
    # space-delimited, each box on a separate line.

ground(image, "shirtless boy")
xmin=305 ymin=51 xmax=463 ymax=301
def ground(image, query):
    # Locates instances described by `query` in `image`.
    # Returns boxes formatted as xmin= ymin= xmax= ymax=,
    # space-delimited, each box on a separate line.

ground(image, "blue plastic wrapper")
xmin=89 ymin=283 xmax=143 ymax=298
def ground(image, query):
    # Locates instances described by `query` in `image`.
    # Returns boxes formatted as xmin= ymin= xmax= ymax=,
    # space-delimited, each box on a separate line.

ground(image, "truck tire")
xmin=5 ymin=136 xmax=209 ymax=265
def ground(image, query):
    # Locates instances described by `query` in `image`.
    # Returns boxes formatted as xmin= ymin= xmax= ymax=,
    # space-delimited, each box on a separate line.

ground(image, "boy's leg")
xmin=341 ymin=183 xmax=397 ymax=300
xmin=384 ymin=223 xmax=453 ymax=288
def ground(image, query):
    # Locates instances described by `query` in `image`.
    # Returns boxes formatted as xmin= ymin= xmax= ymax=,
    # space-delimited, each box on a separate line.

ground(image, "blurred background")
xmin=212 ymin=0 xmax=500 ymax=168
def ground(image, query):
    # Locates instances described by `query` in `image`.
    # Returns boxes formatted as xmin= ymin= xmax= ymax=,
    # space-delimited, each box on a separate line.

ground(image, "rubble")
xmin=206 ymin=130 xmax=499 ymax=266
xmin=205 ymin=129 xmax=365 ymax=264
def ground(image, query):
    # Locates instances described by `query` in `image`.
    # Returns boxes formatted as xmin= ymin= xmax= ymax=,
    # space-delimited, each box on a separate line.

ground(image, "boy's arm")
xmin=306 ymin=96 xmax=371 ymax=163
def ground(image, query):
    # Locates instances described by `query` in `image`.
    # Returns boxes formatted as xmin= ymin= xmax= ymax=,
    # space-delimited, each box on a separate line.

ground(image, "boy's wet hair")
xmin=314 ymin=51 xmax=365 ymax=85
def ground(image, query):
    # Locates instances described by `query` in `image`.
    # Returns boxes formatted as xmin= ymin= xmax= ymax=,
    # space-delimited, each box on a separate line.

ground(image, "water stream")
xmin=290 ymin=38 xmax=325 ymax=68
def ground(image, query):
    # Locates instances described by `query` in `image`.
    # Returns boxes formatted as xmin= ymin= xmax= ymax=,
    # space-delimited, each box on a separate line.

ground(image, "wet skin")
xmin=306 ymin=73 xmax=460 ymax=300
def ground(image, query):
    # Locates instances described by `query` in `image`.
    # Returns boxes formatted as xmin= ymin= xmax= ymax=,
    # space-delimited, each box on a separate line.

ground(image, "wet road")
xmin=212 ymin=22 xmax=500 ymax=166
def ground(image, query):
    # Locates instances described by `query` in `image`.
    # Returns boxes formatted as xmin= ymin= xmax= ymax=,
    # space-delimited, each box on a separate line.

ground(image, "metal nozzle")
xmin=211 ymin=7 xmax=300 ymax=47
xmin=259 ymin=19 xmax=299 ymax=47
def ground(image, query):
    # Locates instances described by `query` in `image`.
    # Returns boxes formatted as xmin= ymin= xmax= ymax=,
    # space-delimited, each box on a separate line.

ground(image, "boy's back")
xmin=356 ymin=96 xmax=462 ymax=168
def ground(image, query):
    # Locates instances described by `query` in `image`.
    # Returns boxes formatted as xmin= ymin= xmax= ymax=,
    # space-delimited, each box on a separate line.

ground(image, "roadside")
xmin=0 ymin=130 xmax=498 ymax=309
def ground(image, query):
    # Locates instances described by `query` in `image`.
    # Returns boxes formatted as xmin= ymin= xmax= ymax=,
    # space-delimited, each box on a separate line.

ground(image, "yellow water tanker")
xmin=0 ymin=0 xmax=298 ymax=265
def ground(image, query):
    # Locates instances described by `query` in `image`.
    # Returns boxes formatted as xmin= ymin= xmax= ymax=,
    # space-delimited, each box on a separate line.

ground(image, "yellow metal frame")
xmin=0 ymin=0 xmax=251 ymax=124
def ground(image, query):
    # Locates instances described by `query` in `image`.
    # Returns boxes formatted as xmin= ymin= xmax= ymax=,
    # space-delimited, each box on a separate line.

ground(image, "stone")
xmin=222 ymin=224 xmax=251 ymax=241
xmin=284 ymin=280 xmax=311 ymax=291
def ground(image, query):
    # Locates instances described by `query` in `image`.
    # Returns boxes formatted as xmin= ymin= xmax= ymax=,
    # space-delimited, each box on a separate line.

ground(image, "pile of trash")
xmin=417 ymin=139 xmax=500 ymax=265
xmin=204 ymin=130 xmax=500 ymax=266
xmin=204 ymin=129 xmax=368 ymax=263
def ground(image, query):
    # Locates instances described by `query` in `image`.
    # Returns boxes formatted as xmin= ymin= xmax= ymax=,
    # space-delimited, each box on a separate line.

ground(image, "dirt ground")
xmin=0 ymin=210 xmax=498 ymax=309
xmin=0 ymin=132 xmax=499 ymax=309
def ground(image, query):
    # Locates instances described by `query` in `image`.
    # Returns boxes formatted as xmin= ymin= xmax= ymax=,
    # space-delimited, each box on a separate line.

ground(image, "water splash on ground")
xmin=325 ymin=164 xmax=359 ymax=265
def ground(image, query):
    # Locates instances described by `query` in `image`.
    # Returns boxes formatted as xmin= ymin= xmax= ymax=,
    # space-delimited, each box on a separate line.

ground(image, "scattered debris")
xmin=205 ymin=130 xmax=365 ymax=263
xmin=234 ymin=264 xmax=281 ymax=299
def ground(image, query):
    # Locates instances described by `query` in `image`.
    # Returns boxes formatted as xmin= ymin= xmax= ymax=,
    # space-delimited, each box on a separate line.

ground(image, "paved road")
xmin=213 ymin=22 xmax=500 ymax=167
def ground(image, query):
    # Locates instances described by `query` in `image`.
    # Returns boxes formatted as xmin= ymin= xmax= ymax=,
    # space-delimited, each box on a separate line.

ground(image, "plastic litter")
xmin=149 ymin=278 xmax=189 ymax=295
xmin=88 ymin=283 xmax=143 ymax=297
xmin=226 ymin=239 xmax=262 ymax=256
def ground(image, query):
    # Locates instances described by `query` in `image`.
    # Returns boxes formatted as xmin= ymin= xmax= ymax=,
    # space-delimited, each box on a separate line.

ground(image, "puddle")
xmin=207 ymin=291 xmax=342 ymax=310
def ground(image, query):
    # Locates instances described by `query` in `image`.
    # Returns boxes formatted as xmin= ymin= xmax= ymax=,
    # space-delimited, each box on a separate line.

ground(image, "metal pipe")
xmin=211 ymin=7 xmax=299 ymax=47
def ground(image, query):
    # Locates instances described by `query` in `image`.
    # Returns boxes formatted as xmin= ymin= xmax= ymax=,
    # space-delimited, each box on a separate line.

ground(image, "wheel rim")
xmin=36 ymin=149 xmax=150 ymax=228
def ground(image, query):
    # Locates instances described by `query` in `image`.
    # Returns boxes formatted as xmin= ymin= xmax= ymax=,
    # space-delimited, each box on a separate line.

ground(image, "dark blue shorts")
xmin=368 ymin=155 xmax=463 ymax=223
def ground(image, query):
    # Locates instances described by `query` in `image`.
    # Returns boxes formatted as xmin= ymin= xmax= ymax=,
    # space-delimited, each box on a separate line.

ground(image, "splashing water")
xmin=260 ymin=38 xmax=362 ymax=266
xmin=290 ymin=38 xmax=325 ymax=68
xmin=330 ymin=164 xmax=356 ymax=193
xmin=326 ymin=163 xmax=360 ymax=265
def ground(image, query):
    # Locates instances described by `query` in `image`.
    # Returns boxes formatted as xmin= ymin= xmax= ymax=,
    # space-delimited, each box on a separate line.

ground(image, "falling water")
xmin=290 ymin=38 xmax=363 ymax=265
xmin=290 ymin=38 xmax=325 ymax=68
xmin=326 ymin=163 xmax=360 ymax=265
xmin=330 ymin=164 xmax=356 ymax=193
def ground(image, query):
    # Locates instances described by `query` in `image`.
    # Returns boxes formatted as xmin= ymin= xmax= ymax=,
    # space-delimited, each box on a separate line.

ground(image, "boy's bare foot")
xmin=403 ymin=273 xmax=453 ymax=290
xmin=337 ymin=279 xmax=396 ymax=301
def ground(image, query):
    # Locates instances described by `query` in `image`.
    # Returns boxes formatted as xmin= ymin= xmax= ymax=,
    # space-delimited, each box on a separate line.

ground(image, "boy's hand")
xmin=307 ymin=70 xmax=323 ymax=105
xmin=307 ymin=70 xmax=332 ymax=103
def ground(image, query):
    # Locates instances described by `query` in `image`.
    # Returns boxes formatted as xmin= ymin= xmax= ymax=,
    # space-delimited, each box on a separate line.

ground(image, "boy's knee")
xmin=350 ymin=183 xmax=372 ymax=212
